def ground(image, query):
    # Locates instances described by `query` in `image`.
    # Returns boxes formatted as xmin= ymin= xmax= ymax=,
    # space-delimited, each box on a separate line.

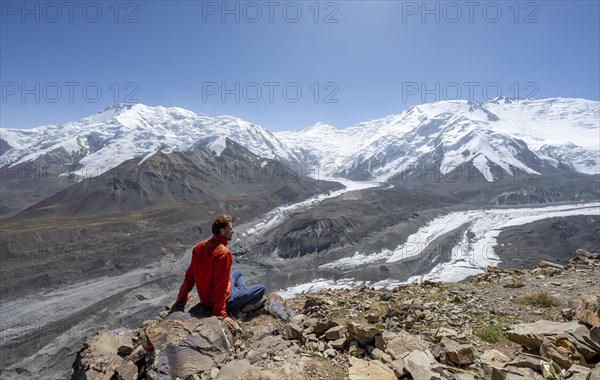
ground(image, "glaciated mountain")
xmin=0 ymin=103 xmax=298 ymax=178
xmin=2 ymin=98 xmax=598 ymax=187
xmin=15 ymin=139 xmax=341 ymax=219
xmin=277 ymin=97 xmax=600 ymax=181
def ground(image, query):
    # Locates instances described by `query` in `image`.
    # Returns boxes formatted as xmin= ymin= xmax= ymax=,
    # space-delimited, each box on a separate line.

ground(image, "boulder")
xmin=286 ymin=323 xmax=306 ymax=344
xmin=330 ymin=337 xmax=346 ymax=350
xmin=264 ymin=293 xmax=295 ymax=321
xmin=145 ymin=316 xmax=231 ymax=379
xmin=370 ymin=348 xmax=392 ymax=363
xmin=505 ymin=365 xmax=546 ymax=379
xmin=71 ymin=329 xmax=138 ymax=380
xmin=444 ymin=341 xmax=475 ymax=365
xmin=575 ymin=295 xmax=600 ymax=327
xmin=507 ymin=320 xmax=600 ymax=363
xmin=389 ymin=359 xmax=407 ymax=378
xmin=323 ymin=325 xmax=346 ymax=341
xmin=480 ymin=349 xmax=510 ymax=380
xmin=347 ymin=323 xmax=381 ymax=346
xmin=564 ymin=364 xmax=592 ymax=380
xmin=315 ymin=320 xmax=339 ymax=335
xmin=379 ymin=330 xmax=429 ymax=360
xmin=401 ymin=350 xmax=442 ymax=380
xmin=539 ymin=335 xmax=586 ymax=369
xmin=505 ymin=353 xmax=543 ymax=371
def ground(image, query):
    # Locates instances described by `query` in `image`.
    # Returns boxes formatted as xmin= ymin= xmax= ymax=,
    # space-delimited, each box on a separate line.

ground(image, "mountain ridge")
xmin=11 ymin=138 xmax=342 ymax=219
xmin=1 ymin=98 xmax=598 ymax=200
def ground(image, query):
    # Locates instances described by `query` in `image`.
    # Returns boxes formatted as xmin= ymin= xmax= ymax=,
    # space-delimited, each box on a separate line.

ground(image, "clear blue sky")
xmin=1 ymin=0 xmax=599 ymax=132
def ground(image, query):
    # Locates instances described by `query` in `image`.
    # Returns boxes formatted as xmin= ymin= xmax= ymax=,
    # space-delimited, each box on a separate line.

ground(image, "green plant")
xmin=475 ymin=324 xmax=506 ymax=343
xmin=513 ymin=292 xmax=557 ymax=308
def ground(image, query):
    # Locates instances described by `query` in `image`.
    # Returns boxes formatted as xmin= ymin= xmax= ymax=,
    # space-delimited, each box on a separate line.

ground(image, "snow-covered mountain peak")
xmin=2 ymin=98 xmax=598 ymax=183
xmin=280 ymin=97 xmax=599 ymax=181
xmin=301 ymin=122 xmax=337 ymax=133
xmin=1 ymin=104 xmax=298 ymax=176
xmin=99 ymin=102 xmax=135 ymax=112
xmin=488 ymin=96 xmax=513 ymax=104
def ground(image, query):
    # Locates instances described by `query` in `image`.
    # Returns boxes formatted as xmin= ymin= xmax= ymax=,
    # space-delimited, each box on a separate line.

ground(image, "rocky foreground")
xmin=72 ymin=249 xmax=600 ymax=380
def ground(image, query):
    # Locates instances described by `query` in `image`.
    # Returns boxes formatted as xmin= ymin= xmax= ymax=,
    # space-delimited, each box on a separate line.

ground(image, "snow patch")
xmin=209 ymin=136 xmax=227 ymax=156
xmin=277 ymin=278 xmax=365 ymax=299
xmin=138 ymin=151 xmax=157 ymax=165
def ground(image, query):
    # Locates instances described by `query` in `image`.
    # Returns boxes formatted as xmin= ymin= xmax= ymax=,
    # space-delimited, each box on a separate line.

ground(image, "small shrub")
xmin=513 ymin=292 xmax=557 ymax=308
xmin=475 ymin=325 xmax=506 ymax=343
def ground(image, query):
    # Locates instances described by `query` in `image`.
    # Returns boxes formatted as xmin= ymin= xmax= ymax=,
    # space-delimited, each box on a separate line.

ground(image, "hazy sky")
xmin=1 ymin=0 xmax=599 ymax=131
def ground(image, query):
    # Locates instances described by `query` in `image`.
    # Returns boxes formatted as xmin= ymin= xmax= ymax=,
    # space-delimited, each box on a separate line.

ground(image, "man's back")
xmin=177 ymin=236 xmax=232 ymax=317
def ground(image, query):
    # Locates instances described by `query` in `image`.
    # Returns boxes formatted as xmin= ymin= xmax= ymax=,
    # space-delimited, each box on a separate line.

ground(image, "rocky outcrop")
xmin=71 ymin=329 xmax=138 ymax=380
xmin=72 ymin=249 xmax=600 ymax=379
xmin=575 ymin=295 xmax=600 ymax=327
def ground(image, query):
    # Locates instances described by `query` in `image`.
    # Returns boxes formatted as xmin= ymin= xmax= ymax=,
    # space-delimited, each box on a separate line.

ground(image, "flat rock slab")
xmin=348 ymin=357 xmax=396 ymax=380
xmin=382 ymin=330 xmax=429 ymax=360
xmin=217 ymin=359 xmax=255 ymax=379
xmin=146 ymin=315 xmax=232 ymax=379
xmin=507 ymin=319 xmax=600 ymax=364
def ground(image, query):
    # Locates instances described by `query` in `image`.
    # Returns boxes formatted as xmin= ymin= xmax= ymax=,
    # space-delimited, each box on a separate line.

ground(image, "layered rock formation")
xmin=72 ymin=249 xmax=600 ymax=379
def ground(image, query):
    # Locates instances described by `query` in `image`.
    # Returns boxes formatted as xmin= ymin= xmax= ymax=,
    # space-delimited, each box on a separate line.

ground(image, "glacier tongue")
xmin=320 ymin=202 xmax=600 ymax=280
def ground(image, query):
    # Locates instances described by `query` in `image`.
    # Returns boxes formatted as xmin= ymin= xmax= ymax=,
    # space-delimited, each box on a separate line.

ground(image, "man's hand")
xmin=223 ymin=316 xmax=236 ymax=331
xmin=168 ymin=299 xmax=187 ymax=314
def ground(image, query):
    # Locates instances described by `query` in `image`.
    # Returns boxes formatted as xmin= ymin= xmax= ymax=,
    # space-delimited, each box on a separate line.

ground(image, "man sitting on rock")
xmin=174 ymin=214 xmax=266 ymax=330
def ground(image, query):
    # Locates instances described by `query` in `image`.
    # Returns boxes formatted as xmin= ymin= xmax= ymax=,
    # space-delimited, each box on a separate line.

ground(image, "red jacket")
xmin=176 ymin=235 xmax=232 ymax=317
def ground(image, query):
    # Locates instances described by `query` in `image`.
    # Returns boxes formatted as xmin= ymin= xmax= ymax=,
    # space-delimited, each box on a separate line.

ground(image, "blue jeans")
xmin=226 ymin=270 xmax=265 ymax=313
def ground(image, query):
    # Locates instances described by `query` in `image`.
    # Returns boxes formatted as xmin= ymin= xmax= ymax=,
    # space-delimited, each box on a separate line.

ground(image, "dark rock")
xmin=315 ymin=320 xmax=339 ymax=335
xmin=505 ymin=353 xmax=543 ymax=371
xmin=323 ymin=325 xmax=346 ymax=341
xmin=347 ymin=323 xmax=381 ymax=347
xmin=264 ymin=293 xmax=296 ymax=321
xmin=444 ymin=341 xmax=475 ymax=366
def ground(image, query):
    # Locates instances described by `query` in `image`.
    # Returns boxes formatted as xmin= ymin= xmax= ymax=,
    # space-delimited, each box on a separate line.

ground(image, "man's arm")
xmin=176 ymin=250 xmax=197 ymax=304
xmin=211 ymin=249 xmax=232 ymax=318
